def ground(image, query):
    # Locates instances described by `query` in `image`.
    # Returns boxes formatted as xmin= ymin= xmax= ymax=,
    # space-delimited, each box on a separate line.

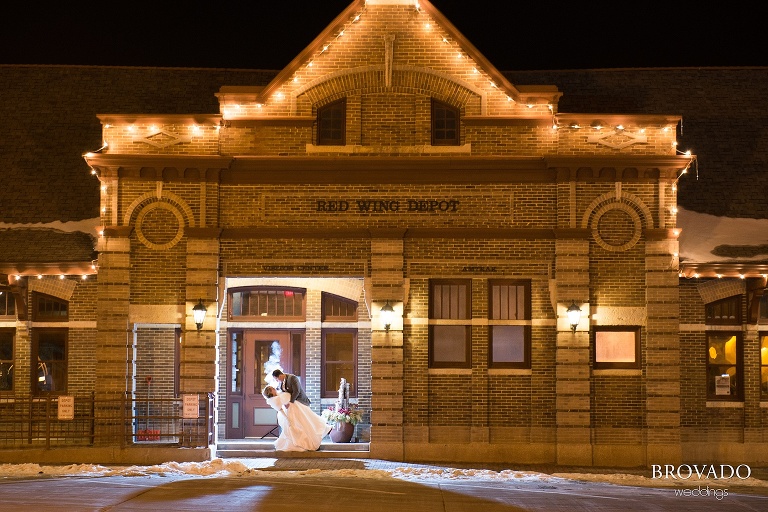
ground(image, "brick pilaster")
xmin=369 ymin=237 xmax=405 ymax=460
xmin=555 ymin=237 xmax=592 ymax=465
xmin=645 ymin=238 xmax=682 ymax=464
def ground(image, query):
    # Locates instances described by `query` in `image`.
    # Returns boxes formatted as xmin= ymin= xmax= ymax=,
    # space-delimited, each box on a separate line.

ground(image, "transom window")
xmin=431 ymin=99 xmax=459 ymax=146
xmin=593 ymin=326 xmax=641 ymax=370
xmin=317 ymin=99 xmax=346 ymax=145
xmin=429 ymin=279 xmax=471 ymax=368
xmin=706 ymin=295 xmax=741 ymax=325
xmin=322 ymin=293 xmax=358 ymax=321
xmin=322 ymin=330 xmax=357 ymax=398
xmin=229 ymin=287 xmax=306 ymax=321
xmin=32 ymin=292 xmax=68 ymax=322
xmin=707 ymin=332 xmax=742 ymax=400
xmin=488 ymin=280 xmax=531 ymax=368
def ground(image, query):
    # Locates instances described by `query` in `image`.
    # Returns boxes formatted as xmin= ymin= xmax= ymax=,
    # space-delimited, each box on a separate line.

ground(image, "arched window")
xmin=32 ymin=292 xmax=68 ymax=322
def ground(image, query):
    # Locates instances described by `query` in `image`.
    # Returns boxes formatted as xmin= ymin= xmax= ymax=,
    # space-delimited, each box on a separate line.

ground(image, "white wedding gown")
xmin=266 ymin=391 xmax=332 ymax=451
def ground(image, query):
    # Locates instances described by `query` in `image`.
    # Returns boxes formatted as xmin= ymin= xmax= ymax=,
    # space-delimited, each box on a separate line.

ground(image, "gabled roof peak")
xmin=220 ymin=0 xmax=561 ymax=118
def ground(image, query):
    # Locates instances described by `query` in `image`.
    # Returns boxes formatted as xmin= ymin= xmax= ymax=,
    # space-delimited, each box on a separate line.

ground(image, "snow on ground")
xmin=1 ymin=459 xmax=767 ymax=490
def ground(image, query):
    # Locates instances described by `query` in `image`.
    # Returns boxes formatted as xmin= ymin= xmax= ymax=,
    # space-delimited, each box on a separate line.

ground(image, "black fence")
xmin=0 ymin=392 xmax=214 ymax=449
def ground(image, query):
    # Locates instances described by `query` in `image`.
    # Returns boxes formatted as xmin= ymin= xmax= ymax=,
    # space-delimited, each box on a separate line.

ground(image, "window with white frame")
xmin=429 ymin=279 xmax=471 ymax=368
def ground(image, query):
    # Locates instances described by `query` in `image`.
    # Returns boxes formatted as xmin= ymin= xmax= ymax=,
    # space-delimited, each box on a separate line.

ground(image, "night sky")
xmin=1 ymin=1 xmax=763 ymax=71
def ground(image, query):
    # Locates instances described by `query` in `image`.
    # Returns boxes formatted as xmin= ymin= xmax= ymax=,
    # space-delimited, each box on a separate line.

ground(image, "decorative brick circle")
xmin=590 ymin=202 xmax=642 ymax=252
xmin=135 ymin=202 xmax=185 ymax=250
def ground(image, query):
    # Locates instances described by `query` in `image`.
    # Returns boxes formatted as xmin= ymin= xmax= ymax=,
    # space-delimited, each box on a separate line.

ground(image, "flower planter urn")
xmin=329 ymin=421 xmax=355 ymax=443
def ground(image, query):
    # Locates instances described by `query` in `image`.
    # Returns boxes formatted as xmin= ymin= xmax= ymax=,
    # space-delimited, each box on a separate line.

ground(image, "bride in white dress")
xmin=262 ymin=385 xmax=332 ymax=451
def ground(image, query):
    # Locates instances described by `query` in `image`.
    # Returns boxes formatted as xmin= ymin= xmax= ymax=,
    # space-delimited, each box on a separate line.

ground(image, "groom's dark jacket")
xmin=281 ymin=373 xmax=310 ymax=406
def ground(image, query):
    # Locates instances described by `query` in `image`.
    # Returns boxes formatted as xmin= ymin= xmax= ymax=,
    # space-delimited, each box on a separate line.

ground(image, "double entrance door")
xmin=226 ymin=329 xmax=305 ymax=439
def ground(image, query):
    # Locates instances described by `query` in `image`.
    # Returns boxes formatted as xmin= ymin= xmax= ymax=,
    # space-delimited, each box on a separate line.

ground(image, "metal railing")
xmin=0 ymin=392 xmax=214 ymax=449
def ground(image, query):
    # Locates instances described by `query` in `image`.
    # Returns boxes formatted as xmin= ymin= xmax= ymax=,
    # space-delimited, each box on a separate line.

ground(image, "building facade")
xmin=2 ymin=0 xmax=767 ymax=467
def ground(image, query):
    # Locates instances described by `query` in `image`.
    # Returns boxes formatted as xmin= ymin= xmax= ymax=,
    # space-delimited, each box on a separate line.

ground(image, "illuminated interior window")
xmin=707 ymin=332 xmax=742 ymax=400
xmin=593 ymin=327 xmax=641 ymax=370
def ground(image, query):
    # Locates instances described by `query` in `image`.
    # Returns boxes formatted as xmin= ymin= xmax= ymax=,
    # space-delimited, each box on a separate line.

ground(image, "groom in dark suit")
xmin=272 ymin=369 xmax=310 ymax=407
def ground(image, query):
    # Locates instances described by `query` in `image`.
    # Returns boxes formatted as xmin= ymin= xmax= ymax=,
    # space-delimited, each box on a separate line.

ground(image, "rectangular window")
xmin=32 ymin=329 xmax=67 ymax=394
xmin=322 ymin=330 xmax=357 ymax=398
xmin=0 ymin=329 xmax=13 ymax=392
xmin=0 ymin=289 xmax=16 ymax=317
xmin=707 ymin=332 xmax=742 ymax=400
xmin=431 ymin=99 xmax=459 ymax=146
xmin=429 ymin=279 xmax=471 ymax=368
xmin=594 ymin=327 xmax=641 ymax=369
xmin=317 ymin=98 xmax=346 ymax=145
xmin=229 ymin=288 xmax=306 ymax=321
xmin=488 ymin=280 xmax=531 ymax=368
xmin=761 ymin=334 xmax=768 ymax=400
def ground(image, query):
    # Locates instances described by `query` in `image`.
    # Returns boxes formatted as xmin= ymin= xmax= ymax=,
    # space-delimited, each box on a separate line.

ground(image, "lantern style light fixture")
xmin=192 ymin=299 xmax=207 ymax=331
xmin=566 ymin=301 xmax=582 ymax=333
xmin=380 ymin=301 xmax=395 ymax=331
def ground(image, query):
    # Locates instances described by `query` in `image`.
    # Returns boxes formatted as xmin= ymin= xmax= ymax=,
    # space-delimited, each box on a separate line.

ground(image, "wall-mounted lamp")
xmin=380 ymin=301 xmax=395 ymax=332
xmin=566 ymin=301 xmax=582 ymax=333
xmin=192 ymin=299 xmax=207 ymax=331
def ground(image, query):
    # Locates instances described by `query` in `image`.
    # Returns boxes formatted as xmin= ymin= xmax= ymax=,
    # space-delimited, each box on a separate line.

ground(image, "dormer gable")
xmin=215 ymin=0 xmax=561 ymax=123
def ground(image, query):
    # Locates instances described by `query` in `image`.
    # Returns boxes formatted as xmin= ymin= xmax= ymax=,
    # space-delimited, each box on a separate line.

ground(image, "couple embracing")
xmin=262 ymin=369 xmax=332 ymax=451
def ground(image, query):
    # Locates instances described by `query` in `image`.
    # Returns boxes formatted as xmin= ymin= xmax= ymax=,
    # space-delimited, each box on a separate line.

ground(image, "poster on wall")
xmin=715 ymin=374 xmax=731 ymax=395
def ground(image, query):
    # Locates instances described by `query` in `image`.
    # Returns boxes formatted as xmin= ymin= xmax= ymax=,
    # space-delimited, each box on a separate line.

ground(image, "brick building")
xmin=2 ymin=0 xmax=768 ymax=467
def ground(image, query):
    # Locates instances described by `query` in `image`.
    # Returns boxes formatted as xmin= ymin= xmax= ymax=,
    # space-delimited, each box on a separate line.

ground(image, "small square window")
xmin=594 ymin=327 xmax=640 ymax=370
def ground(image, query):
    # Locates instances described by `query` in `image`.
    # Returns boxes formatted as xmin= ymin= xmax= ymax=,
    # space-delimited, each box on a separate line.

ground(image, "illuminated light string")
xmin=13 ymin=269 xmax=94 ymax=281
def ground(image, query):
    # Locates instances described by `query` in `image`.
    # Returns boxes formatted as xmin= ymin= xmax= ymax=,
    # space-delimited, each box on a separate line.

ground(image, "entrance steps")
xmin=215 ymin=438 xmax=371 ymax=458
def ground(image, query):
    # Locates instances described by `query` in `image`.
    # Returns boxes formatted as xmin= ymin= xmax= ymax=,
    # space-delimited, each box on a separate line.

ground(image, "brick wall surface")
xmin=5 ymin=2 xmax=768 ymax=466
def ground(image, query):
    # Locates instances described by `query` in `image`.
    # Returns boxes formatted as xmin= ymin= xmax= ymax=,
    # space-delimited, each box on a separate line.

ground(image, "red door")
xmin=243 ymin=330 xmax=291 ymax=438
